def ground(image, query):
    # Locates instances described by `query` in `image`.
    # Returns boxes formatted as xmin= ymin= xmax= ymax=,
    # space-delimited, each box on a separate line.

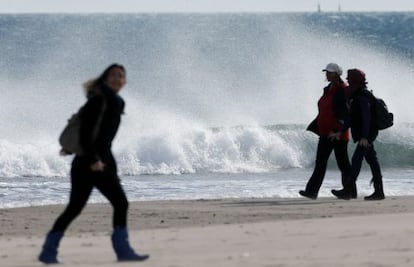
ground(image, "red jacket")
xmin=316 ymin=82 xmax=350 ymax=141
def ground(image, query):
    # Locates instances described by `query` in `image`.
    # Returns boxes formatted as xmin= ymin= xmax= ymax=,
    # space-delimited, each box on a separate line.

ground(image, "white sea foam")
xmin=0 ymin=122 xmax=412 ymax=178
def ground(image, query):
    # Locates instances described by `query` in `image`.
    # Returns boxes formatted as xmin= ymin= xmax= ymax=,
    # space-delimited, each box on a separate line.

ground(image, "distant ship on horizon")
xmin=317 ymin=3 xmax=342 ymax=12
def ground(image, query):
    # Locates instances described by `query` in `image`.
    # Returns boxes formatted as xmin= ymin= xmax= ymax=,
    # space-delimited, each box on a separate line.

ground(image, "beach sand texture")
xmin=1 ymin=196 xmax=414 ymax=266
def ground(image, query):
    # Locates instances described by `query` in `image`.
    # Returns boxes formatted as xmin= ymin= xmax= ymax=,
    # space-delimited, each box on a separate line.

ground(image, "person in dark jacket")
xmin=332 ymin=69 xmax=385 ymax=200
xmin=39 ymin=64 xmax=149 ymax=264
xmin=299 ymin=63 xmax=353 ymax=199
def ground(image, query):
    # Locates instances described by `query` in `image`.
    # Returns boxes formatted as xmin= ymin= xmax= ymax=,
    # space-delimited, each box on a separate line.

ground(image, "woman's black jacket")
xmin=78 ymin=85 xmax=125 ymax=167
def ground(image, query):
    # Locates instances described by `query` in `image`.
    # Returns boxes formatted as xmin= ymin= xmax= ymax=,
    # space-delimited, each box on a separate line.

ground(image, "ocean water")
xmin=0 ymin=13 xmax=413 ymax=208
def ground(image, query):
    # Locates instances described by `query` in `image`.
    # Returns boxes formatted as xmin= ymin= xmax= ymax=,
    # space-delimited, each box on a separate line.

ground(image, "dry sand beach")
xmin=1 ymin=196 xmax=414 ymax=267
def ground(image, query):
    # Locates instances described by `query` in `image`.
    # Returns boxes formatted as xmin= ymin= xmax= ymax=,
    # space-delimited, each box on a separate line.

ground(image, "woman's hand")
xmin=359 ymin=138 xmax=370 ymax=148
xmin=90 ymin=160 xmax=105 ymax=172
xmin=328 ymin=131 xmax=341 ymax=141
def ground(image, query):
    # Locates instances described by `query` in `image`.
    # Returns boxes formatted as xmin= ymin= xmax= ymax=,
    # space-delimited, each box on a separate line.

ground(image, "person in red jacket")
xmin=299 ymin=63 xmax=353 ymax=199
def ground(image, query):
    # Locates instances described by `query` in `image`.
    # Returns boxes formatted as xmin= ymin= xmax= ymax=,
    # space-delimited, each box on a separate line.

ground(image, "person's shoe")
xmin=364 ymin=191 xmax=385 ymax=201
xmin=38 ymin=231 xmax=64 ymax=264
xmin=333 ymin=180 xmax=357 ymax=199
xmin=299 ymin=190 xmax=317 ymax=200
xmin=111 ymin=227 xmax=149 ymax=262
xmin=331 ymin=189 xmax=351 ymax=200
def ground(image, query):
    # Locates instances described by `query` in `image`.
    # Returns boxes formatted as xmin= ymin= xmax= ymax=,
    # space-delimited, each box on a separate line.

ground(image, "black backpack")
xmin=365 ymin=90 xmax=394 ymax=130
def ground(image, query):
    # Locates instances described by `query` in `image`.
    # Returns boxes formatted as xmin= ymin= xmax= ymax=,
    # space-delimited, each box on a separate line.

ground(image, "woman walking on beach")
xmin=39 ymin=64 xmax=149 ymax=263
xmin=299 ymin=63 xmax=353 ymax=199
xmin=332 ymin=69 xmax=385 ymax=200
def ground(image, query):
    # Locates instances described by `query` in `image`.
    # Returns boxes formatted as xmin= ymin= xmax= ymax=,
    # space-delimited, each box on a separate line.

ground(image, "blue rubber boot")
xmin=38 ymin=231 xmax=64 ymax=264
xmin=111 ymin=227 xmax=149 ymax=262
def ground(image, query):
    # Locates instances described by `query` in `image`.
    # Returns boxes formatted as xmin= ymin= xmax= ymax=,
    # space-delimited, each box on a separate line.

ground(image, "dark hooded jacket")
xmin=349 ymin=87 xmax=378 ymax=142
xmin=78 ymin=85 xmax=125 ymax=169
xmin=346 ymin=69 xmax=378 ymax=142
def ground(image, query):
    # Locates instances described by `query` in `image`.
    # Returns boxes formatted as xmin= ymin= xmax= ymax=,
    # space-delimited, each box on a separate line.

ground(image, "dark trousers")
xmin=305 ymin=137 xmax=352 ymax=195
xmin=351 ymin=142 xmax=382 ymax=186
xmin=51 ymin=156 xmax=128 ymax=232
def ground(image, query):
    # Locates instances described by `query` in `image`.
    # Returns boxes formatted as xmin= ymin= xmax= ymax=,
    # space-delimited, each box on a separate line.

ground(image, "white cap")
xmin=322 ymin=63 xmax=343 ymax=76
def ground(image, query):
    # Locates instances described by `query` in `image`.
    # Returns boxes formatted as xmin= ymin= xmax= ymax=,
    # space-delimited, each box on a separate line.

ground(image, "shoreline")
xmin=1 ymin=196 xmax=414 ymax=266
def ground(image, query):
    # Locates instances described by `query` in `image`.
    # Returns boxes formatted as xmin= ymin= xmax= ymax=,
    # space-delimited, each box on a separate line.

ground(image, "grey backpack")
xmin=59 ymin=97 xmax=106 ymax=156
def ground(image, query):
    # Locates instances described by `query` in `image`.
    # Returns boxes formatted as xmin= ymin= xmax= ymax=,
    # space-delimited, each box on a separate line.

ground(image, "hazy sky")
xmin=1 ymin=0 xmax=414 ymax=13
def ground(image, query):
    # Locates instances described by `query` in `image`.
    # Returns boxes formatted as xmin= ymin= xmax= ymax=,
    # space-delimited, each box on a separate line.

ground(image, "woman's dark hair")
xmin=347 ymin=68 xmax=367 ymax=87
xmin=83 ymin=63 xmax=126 ymax=93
